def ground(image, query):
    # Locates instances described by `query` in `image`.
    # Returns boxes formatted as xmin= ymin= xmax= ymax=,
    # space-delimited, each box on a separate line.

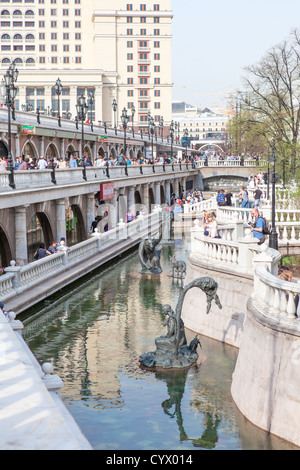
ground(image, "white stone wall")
xmin=231 ymin=299 xmax=300 ymax=447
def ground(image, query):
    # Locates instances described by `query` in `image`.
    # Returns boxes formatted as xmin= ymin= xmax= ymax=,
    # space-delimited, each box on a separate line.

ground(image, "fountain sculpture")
xmin=139 ymin=236 xmax=163 ymax=274
xmin=139 ymin=277 xmax=222 ymax=369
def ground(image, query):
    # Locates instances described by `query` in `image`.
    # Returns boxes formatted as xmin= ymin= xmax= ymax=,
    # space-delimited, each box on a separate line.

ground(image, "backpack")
xmin=257 ymin=216 xmax=271 ymax=235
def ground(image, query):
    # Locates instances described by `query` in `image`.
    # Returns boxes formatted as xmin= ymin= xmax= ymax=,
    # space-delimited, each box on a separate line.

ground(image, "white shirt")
xmin=38 ymin=159 xmax=47 ymax=169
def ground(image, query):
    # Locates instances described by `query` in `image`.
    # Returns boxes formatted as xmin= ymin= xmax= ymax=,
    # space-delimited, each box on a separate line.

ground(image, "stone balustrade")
xmin=0 ymin=211 xmax=161 ymax=304
xmin=252 ymin=262 xmax=300 ymax=323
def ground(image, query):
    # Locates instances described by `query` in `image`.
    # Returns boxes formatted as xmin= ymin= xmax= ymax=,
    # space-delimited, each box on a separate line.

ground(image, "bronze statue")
xmin=139 ymin=277 xmax=222 ymax=369
xmin=139 ymin=236 xmax=162 ymax=274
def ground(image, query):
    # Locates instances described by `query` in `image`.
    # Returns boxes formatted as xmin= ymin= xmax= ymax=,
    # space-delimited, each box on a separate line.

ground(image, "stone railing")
xmin=183 ymin=196 xmax=217 ymax=215
xmin=0 ymin=211 xmax=161 ymax=302
xmin=190 ymin=219 xmax=281 ymax=277
xmin=252 ymin=262 xmax=300 ymax=326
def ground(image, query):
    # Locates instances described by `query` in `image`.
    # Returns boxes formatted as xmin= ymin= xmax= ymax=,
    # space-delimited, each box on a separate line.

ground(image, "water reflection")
xmin=156 ymin=368 xmax=221 ymax=449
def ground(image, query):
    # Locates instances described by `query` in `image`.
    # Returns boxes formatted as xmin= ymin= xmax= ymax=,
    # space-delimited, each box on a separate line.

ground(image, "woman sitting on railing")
xmin=205 ymin=213 xmax=221 ymax=239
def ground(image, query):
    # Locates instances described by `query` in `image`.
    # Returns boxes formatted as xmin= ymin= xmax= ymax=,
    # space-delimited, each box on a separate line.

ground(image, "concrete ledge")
xmin=0 ymin=312 xmax=92 ymax=450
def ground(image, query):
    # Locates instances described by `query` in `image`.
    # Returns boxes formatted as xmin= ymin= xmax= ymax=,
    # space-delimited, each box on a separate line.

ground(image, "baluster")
xmin=287 ymin=292 xmax=296 ymax=319
xmin=273 ymin=287 xmax=281 ymax=317
xmin=279 ymin=289 xmax=288 ymax=316
xmin=232 ymin=247 xmax=237 ymax=265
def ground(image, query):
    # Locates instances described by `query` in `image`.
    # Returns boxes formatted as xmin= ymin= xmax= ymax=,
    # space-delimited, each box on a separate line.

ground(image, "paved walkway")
xmin=0 ymin=311 xmax=92 ymax=450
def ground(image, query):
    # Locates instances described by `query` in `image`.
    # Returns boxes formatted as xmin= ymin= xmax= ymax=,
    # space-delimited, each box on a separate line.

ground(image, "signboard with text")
xmin=100 ymin=182 xmax=115 ymax=201
xmin=19 ymin=125 xmax=36 ymax=135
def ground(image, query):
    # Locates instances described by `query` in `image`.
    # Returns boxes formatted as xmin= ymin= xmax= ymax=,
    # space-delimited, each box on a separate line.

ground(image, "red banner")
xmin=100 ymin=183 xmax=115 ymax=200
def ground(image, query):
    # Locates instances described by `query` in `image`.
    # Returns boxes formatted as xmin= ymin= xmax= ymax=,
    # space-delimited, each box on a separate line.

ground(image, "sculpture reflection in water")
xmin=156 ymin=369 xmax=221 ymax=449
xmin=139 ymin=277 xmax=222 ymax=369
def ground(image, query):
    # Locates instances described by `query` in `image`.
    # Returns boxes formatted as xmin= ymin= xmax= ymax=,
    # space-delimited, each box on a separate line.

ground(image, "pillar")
xmin=128 ymin=186 xmax=135 ymax=214
xmin=15 ymin=206 xmax=28 ymax=266
xmin=165 ymin=181 xmax=171 ymax=205
xmin=155 ymin=182 xmax=161 ymax=206
xmin=56 ymin=198 xmax=66 ymax=243
xmin=86 ymin=193 xmax=95 ymax=237
xmin=143 ymin=183 xmax=150 ymax=214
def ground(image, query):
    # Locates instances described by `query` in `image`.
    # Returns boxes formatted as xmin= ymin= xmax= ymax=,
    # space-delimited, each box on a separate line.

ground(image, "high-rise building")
xmin=0 ymin=0 xmax=173 ymax=128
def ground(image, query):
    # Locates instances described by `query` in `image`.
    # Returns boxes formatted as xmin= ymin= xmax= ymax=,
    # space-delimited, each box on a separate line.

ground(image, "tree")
xmin=235 ymin=30 xmax=300 ymax=177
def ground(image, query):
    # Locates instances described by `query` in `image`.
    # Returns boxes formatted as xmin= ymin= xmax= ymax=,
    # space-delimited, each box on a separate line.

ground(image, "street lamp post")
xmin=267 ymin=148 xmax=270 ymax=200
xmin=269 ymin=141 xmax=278 ymax=250
xmin=54 ymin=78 xmax=62 ymax=127
xmin=131 ymin=105 xmax=135 ymax=138
xmin=1 ymin=62 xmax=19 ymax=189
xmin=184 ymin=128 xmax=189 ymax=159
xmin=170 ymin=120 xmax=175 ymax=161
xmin=159 ymin=116 xmax=164 ymax=142
xmin=149 ymin=117 xmax=156 ymax=162
xmin=282 ymin=149 xmax=286 ymax=189
xmin=121 ymin=107 xmax=129 ymax=160
xmin=88 ymin=92 xmax=95 ymax=132
xmin=76 ymin=93 xmax=89 ymax=181
xmin=112 ymin=99 xmax=118 ymax=135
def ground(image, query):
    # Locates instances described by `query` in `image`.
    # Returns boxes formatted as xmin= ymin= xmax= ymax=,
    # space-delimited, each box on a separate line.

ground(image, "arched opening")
xmin=27 ymin=213 xmax=53 ymax=262
xmin=0 ymin=225 xmax=12 ymax=269
xmin=98 ymin=146 xmax=105 ymax=158
xmin=148 ymin=187 xmax=155 ymax=212
xmin=134 ymin=190 xmax=143 ymax=216
xmin=46 ymin=143 xmax=59 ymax=160
xmin=22 ymin=141 xmax=38 ymax=160
xmin=110 ymin=147 xmax=116 ymax=159
xmin=66 ymin=205 xmax=85 ymax=247
xmin=0 ymin=141 xmax=8 ymax=159
xmin=65 ymin=144 xmax=76 ymax=159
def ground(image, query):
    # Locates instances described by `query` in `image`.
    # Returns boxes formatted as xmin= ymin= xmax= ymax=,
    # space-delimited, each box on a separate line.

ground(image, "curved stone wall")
xmin=181 ymin=257 xmax=253 ymax=348
xmin=231 ymin=298 xmax=300 ymax=447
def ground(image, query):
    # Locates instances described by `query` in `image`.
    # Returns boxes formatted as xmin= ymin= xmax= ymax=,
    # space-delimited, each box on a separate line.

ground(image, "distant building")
xmin=172 ymin=101 xmax=229 ymax=149
xmin=0 ymin=1 xmax=173 ymax=130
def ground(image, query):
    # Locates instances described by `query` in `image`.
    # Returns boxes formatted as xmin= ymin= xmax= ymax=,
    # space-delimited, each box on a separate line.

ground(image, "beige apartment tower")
xmin=0 ymin=0 xmax=173 ymax=129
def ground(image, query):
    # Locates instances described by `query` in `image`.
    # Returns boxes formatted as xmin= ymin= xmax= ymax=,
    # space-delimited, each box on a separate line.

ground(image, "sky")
xmin=172 ymin=0 xmax=300 ymax=109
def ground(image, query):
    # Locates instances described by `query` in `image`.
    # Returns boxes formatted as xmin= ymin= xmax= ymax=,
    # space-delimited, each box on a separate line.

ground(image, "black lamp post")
xmin=54 ymin=78 xmax=62 ymax=127
xmin=112 ymin=98 xmax=118 ymax=135
xmin=121 ymin=107 xmax=129 ymax=160
xmin=149 ymin=116 xmax=156 ymax=162
xmin=184 ymin=128 xmax=189 ymax=159
xmin=170 ymin=120 xmax=175 ymax=161
xmin=282 ymin=149 xmax=286 ymax=189
xmin=1 ymin=62 xmax=19 ymax=189
xmin=76 ymin=93 xmax=88 ymax=181
xmin=269 ymin=141 xmax=278 ymax=250
xmin=160 ymin=116 xmax=164 ymax=141
xmin=267 ymin=148 xmax=270 ymax=200
xmin=88 ymin=92 xmax=95 ymax=132
xmin=131 ymin=105 xmax=135 ymax=138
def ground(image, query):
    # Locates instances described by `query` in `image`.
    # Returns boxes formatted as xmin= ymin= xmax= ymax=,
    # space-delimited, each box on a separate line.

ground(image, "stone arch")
xmin=198 ymin=143 xmax=224 ymax=153
xmin=129 ymin=148 xmax=134 ymax=159
xmin=98 ymin=146 xmax=105 ymax=158
xmin=83 ymin=144 xmax=92 ymax=159
xmin=45 ymin=142 xmax=59 ymax=160
xmin=137 ymin=149 xmax=143 ymax=160
xmin=110 ymin=147 xmax=117 ymax=159
xmin=22 ymin=140 xmax=39 ymax=160
xmin=65 ymin=143 xmax=76 ymax=158
xmin=0 ymin=224 xmax=12 ymax=268
xmin=66 ymin=204 xmax=85 ymax=247
xmin=27 ymin=211 xmax=54 ymax=262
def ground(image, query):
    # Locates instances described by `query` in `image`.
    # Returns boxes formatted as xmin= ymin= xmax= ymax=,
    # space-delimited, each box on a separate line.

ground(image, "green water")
xmin=21 ymin=238 xmax=298 ymax=451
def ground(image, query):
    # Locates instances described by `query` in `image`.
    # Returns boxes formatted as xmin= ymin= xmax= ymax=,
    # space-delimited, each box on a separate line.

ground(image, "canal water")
xmin=21 ymin=231 xmax=298 ymax=451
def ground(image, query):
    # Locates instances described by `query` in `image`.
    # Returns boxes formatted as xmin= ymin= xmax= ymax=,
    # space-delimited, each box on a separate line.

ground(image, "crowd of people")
xmin=0 ymin=151 xmax=263 ymax=172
